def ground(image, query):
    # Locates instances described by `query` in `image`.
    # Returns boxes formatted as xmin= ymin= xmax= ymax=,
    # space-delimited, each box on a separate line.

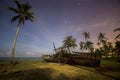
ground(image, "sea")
xmin=0 ymin=57 xmax=41 ymax=61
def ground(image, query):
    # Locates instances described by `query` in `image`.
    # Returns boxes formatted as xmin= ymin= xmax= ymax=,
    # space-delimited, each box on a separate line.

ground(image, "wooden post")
xmin=53 ymin=42 xmax=57 ymax=54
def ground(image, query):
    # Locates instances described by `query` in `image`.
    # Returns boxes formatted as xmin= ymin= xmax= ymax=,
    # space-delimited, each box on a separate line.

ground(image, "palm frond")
xmin=14 ymin=0 xmax=21 ymax=9
xmin=11 ymin=15 xmax=19 ymax=23
xmin=30 ymin=15 xmax=35 ymax=20
xmin=25 ymin=15 xmax=35 ymax=22
xmin=114 ymin=28 xmax=120 ymax=32
xmin=27 ymin=10 xmax=34 ymax=16
xmin=28 ymin=17 xmax=34 ymax=22
xmin=7 ymin=7 xmax=19 ymax=13
xmin=24 ymin=2 xmax=32 ymax=10
xmin=115 ymin=34 xmax=120 ymax=39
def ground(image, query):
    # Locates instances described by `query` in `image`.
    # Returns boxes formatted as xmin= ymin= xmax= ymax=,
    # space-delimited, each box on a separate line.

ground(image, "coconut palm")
xmin=102 ymin=42 xmax=113 ymax=57
xmin=97 ymin=33 xmax=107 ymax=46
xmin=63 ymin=36 xmax=77 ymax=54
xmin=114 ymin=27 xmax=120 ymax=39
xmin=84 ymin=41 xmax=94 ymax=52
xmin=114 ymin=41 xmax=120 ymax=59
xmin=97 ymin=33 xmax=110 ymax=57
xmin=82 ymin=32 xmax=90 ymax=41
xmin=98 ymin=41 xmax=113 ymax=57
xmin=8 ymin=0 xmax=35 ymax=64
xmin=107 ymin=42 xmax=113 ymax=52
xmin=98 ymin=33 xmax=106 ymax=40
xmin=79 ymin=41 xmax=85 ymax=52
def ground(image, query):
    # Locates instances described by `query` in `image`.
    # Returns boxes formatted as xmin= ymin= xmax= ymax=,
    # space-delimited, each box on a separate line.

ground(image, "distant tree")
xmin=95 ymin=48 xmax=102 ymax=54
xmin=63 ymin=36 xmax=77 ymax=54
xmin=97 ymin=33 xmax=107 ymax=46
xmin=96 ymin=33 xmax=108 ymax=56
xmin=98 ymin=41 xmax=113 ymax=57
xmin=114 ymin=41 xmax=120 ymax=59
xmin=114 ymin=27 xmax=120 ymax=39
xmin=81 ymin=32 xmax=94 ymax=53
xmin=7 ymin=0 xmax=35 ymax=64
xmin=102 ymin=42 xmax=110 ymax=57
xmin=82 ymin=32 xmax=90 ymax=41
xmin=107 ymin=42 xmax=113 ymax=53
xmin=79 ymin=41 xmax=85 ymax=52
xmin=84 ymin=41 xmax=94 ymax=52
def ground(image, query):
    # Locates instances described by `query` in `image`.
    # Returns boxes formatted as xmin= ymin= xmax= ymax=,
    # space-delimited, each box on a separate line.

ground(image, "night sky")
xmin=0 ymin=0 xmax=120 ymax=57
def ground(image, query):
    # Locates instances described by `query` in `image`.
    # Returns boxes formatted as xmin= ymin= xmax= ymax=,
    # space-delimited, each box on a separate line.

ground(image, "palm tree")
xmin=8 ymin=0 xmax=35 ymax=64
xmin=79 ymin=41 xmax=85 ymax=52
xmin=97 ymin=33 xmax=110 ymax=57
xmin=107 ymin=42 xmax=113 ymax=52
xmin=97 ymin=33 xmax=107 ymax=46
xmin=114 ymin=41 xmax=120 ymax=59
xmin=114 ymin=27 xmax=120 ymax=39
xmin=97 ymin=39 xmax=113 ymax=57
xmin=102 ymin=42 xmax=113 ymax=57
xmin=63 ymin=36 xmax=77 ymax=54
xmin=82 ymin=32 xmax=90 ymax=41
xmin=82 ymin=32 xmax=94 ymax=52
xmin=84 ymin=41 xmax=94 ymax=52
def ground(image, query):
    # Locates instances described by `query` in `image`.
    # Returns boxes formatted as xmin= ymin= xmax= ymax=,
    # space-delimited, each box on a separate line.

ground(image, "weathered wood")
xmin=72 ymin=52 xmax=102 ymax=60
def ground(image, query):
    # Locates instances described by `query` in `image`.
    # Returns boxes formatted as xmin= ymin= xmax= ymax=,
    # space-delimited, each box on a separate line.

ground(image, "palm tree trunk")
xmin=10 ymin=22 xmax=22 ymax=64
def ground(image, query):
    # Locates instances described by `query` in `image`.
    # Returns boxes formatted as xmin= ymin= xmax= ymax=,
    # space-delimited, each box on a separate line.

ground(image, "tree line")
xmin=54 ymin=30 xmax=120 ymax=58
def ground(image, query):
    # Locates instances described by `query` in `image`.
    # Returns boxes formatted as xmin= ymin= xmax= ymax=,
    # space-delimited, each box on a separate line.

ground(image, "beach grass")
xmin=0 ymin=59 xmax=120 ymax=80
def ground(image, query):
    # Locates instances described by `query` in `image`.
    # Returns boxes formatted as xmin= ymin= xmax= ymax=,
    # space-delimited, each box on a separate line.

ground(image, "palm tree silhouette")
xmin=82 ymin=32 xmax=90 ymax=41
xmin=79 ymin=41 xmax=85 ymax=52
xmin=114 ymin=27 xmax=120 ymax=39
xmin=97 ymin=33 xmax=107 ymax=46
xmin=84 ymin=41 xmax=94 ymax=52
xmin=63 ymin=36 xmax=77 ymax=54
xmin=114 ymin=41 xmax=120 ymax=59
xmin=82 ymin=32 xmax=94 ymax=52
xmin=8 ymin=0 xmax=35 ymax=64
xmin=102 ymin=42 xmax=112 ymax=57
